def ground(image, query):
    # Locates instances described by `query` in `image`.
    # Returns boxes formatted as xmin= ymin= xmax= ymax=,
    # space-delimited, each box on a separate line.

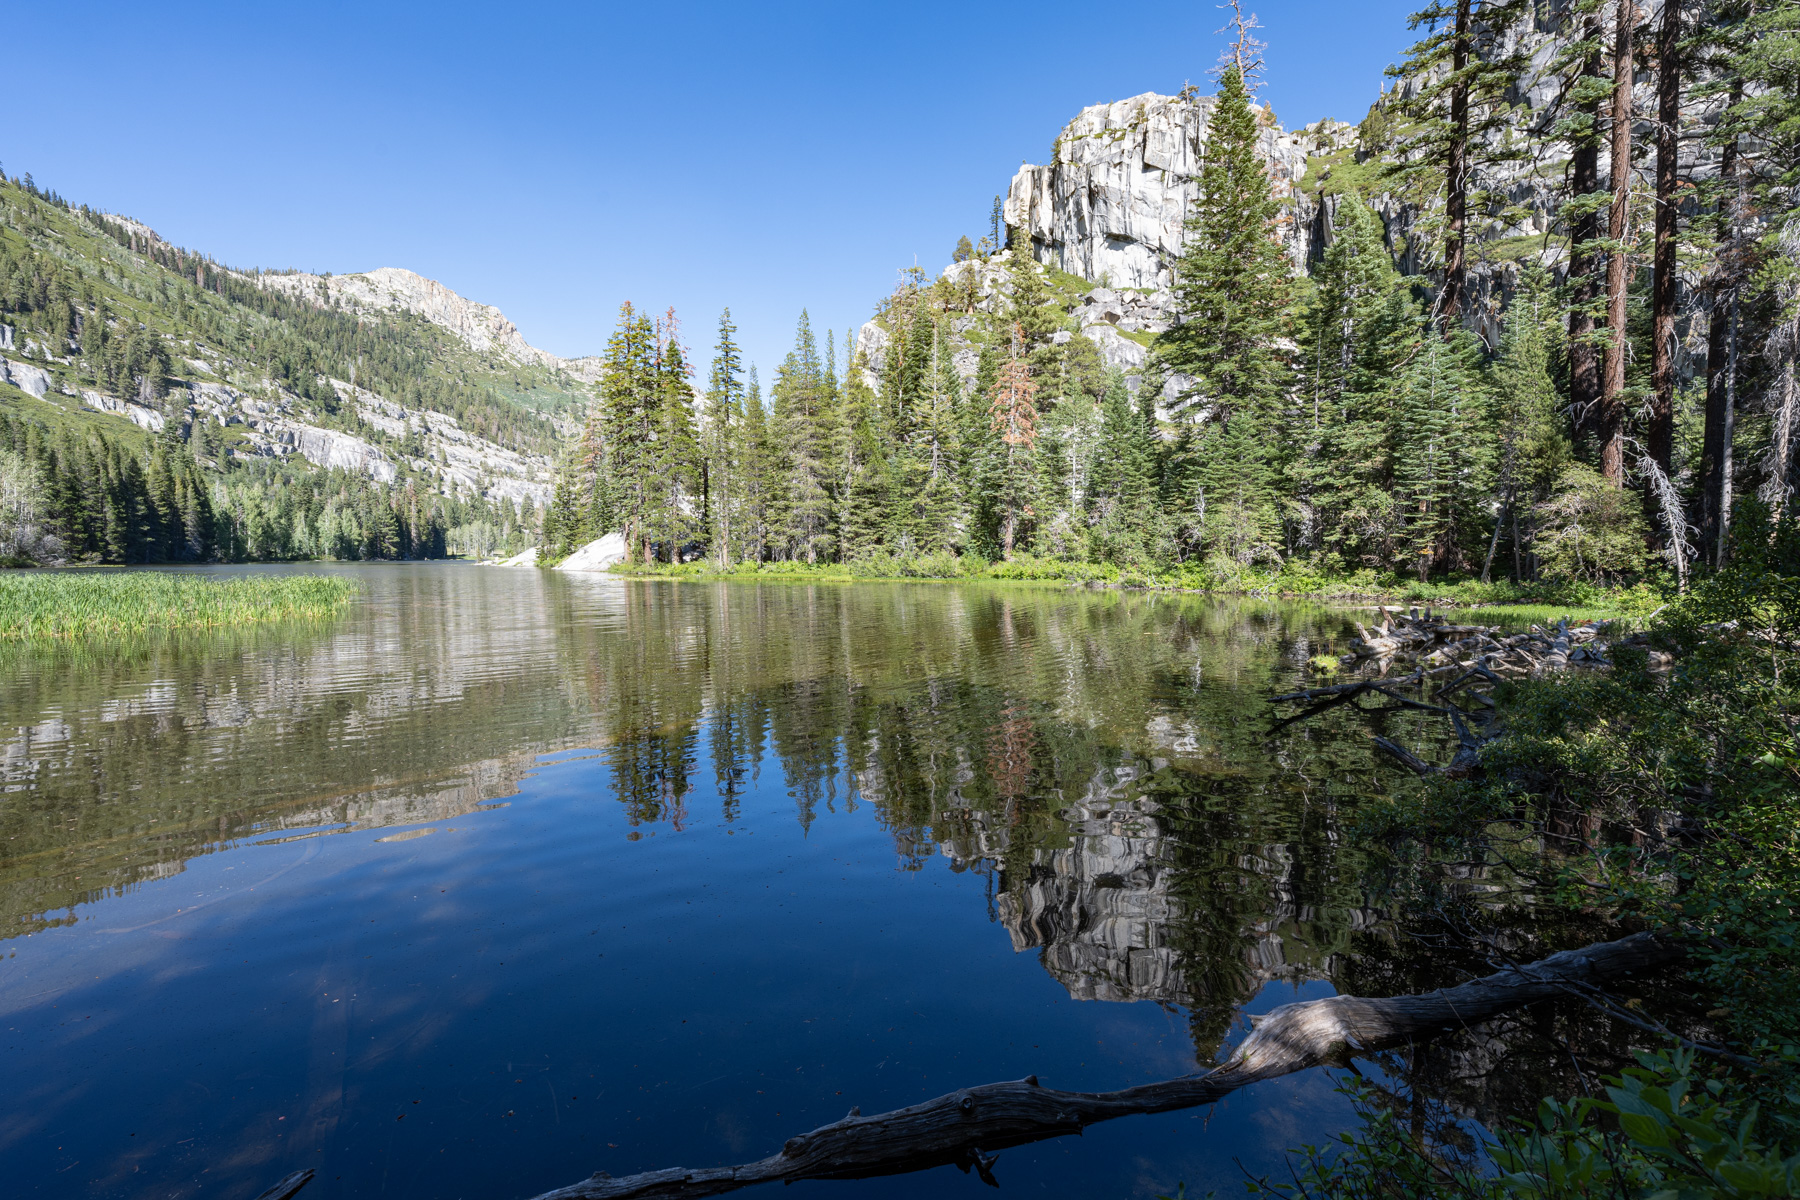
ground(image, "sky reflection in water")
xmin=0 ymin=565 xmax=1427 ymax=1199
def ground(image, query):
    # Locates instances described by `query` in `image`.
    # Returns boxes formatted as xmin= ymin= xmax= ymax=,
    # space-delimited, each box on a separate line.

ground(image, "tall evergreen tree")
xmin=1292 ymin=193 xmax=1411 ymax=563
xmin=739 ymin=366 xmax=774 ymax=563
xmin=1391 ymin=331 xmax=1492 ymax=578
xmin=988 ymin=323 xmax=1040 ymax=559
xmin=771 ymin=311 xmax=836 ymax=563
xmin=1485 ymin=264 xmax=1571 ymax=580
xmin=648 ymin=313 xmax=702 ymax=560
xmin=1385 ymin=0 xmax=1529 ymax=333
xmin=1156 ymin=63 xmax=1293 ymax=565
xmin=704 ymin=309 xmax=744 ymax=566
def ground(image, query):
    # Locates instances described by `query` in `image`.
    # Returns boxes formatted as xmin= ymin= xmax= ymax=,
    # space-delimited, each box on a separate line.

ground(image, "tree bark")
xmin=1569 ymin=12 xmax=1606 ymax=434
xmin=527 ymin=933 xmax=1683 ymax=1200
xmin=1600 ymin=0 xmax=1637 ymax=485
xmin=252 ymin=1170 xmax=315 ymax=1200
xmin=1649 ymin=0 xmax=1682 ymax=478
xmin=1441 ymin=0 xmax=1473 ymax=335
xmin=1719 ymin=297 xmax=1739 ymax=564
xmin=1699 ymin=85 xmax=1742 ymax=562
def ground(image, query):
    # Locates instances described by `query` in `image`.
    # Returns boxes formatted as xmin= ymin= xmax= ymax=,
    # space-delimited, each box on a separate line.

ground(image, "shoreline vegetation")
xmin=0 ymin=571 xmax=358 ymax=640
xmin=598 ymin=553 xmax=1659 ymax=623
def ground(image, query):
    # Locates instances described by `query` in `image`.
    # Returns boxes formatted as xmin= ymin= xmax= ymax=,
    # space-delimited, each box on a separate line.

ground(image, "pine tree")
xmin=1485 ymin=263 xmax=1571 ymax=580
xmin=1294 ymin=194 xmax=1413 ymax=566
xmin=593 ymin=303 xmax=660 ymax=560
xmin=648 ymin=314 xmax=702 ymax=560
xmin=704 ymin=309 xmax=744 ymax=566
xmin=1156 ymin=63 xmax=1293 ymax=565
xmin=1087 ymin=371 xmax=1158 ymax=563
xmin=1390 ymin=331 xmax=1492 ymax=578
xmin=771 ymin=311 xmax=836 ymax=562
xmin=989 ymin=323 xmax=1039 ymax=559
xmin=917 ymin=325 xmax=966 ymax=552
xmin=837 ymin=343 xmax=888 ymax=559
xmin=739 ymin=366 xmax=774 ymax=563
xmin=1385 ymin=0 xmax=1530 ymax=333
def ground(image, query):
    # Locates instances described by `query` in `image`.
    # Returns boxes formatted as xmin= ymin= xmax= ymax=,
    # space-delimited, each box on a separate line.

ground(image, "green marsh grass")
xmin=0 ymin=571 xmax=358 ymax=640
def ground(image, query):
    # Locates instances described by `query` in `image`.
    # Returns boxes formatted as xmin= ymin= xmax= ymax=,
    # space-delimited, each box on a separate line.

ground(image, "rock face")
xmin=1004 ymin=92 xmax=1324 ymax=291
xmin=492 ymin=545 xmax=539 ymax=567
xmin=0 ymin=358 xmax=52 ymax=399
xmin=555 ymin=532 xmax=628 ymax=572
xmin=256 ymin=267 xmax=603 ymax=382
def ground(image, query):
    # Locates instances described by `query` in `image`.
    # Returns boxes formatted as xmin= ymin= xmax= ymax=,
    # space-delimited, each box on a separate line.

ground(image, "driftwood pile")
xmin=1344 ymin=605 xmax=1655 ymax=677
xmin=1273 ymin=607 xmax=1663 ymax=777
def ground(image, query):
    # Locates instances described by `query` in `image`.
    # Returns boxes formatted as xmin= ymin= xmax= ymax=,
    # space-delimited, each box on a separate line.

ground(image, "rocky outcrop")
xmin=80 ymin=389 xmax=166 ymax=431
xmin=256 ymin=267 xmax=604 ymax=382
xmin=1004 ymin=92 xmax=1326 ymax=291
xmin=555 ymin=532 xmax=627 ymax=571
xmin=0 ymin=358 xmax=53 ymax=400
xmin=492 ymin=545 xmax=539 ymax=567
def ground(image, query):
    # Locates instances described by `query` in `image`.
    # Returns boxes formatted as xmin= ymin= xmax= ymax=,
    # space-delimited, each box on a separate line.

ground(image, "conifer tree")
xmin=1087 ymin=371 xmax=1158 ymax=563
xmin=771 ymin=311 xmax=836 ymax=562
xmin=1156 ymin=62 xmax=1292 ymax=565
xmin=739 ymin=366 xmax=774 ymax=563
xmin=989 ymin=323 xmax=1039 ymax=559
xmin=648 ymin=313 xmax=702 ymax=560
xmin=1390 ymin=331 xmax=1492 ymax=578
xmin=1295 ymin=194 xmax=1413 ymax=565
xmin=1485 ymin=264 xmax=1571 ymax=580
xmin=1386 ymin=0 xmax=1529 ymax=333
xmin=704 ymin=309 xmax=744 ymax=567
xmin=588 ymin=302 xmax=659 ymax=558
xmin=916 ymin=325 xmax=966 ymax=552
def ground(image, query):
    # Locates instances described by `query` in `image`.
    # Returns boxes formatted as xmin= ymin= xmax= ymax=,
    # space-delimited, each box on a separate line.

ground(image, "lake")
xmin=0 ymin=565 xmax=1440 ymax=1199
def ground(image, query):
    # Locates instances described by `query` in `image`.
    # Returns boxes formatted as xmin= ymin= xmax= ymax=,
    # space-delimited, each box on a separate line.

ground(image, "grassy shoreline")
xmin=602 ymin=554 xmax=1661 ymax=621
xmin=0 ymin=571 xmax=359 ymax=640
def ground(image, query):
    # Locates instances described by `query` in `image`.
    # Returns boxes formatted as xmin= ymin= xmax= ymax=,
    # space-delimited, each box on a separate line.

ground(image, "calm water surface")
xmin=0 ymin=566 xmax=1434 ymax=1199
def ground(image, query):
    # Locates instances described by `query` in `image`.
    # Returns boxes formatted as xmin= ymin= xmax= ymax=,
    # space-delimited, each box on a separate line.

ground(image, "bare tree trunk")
xmin=526 ymin=933 xmax=1683 ymax=1200
xmin=1481 ymin=488 xmax=1510 ymax=583
xmin=1719 ymin=297 xmax=1738 ymax=565
xmin=1512 ymin=503 xmax=1524 ymax=581
xmin=1699 ymin=90 xmax=1742 ymax=561
xmin=1649 ymin=0 xmax=1682 ymax=477
xmin=1600 ymin=0 xmax=1637 ymax=485
xmin=1569 ymin=13 xmax=1605 ymax=434
xmin=1441 ymin=0 xmax=1473 ymax=335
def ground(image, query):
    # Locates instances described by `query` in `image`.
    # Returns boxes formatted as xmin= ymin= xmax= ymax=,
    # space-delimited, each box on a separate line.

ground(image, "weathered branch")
xmin=251 ymin=1170 xmax=314 ymax=1200
xmin=527 ymin=933 xmax=1683 ymax=1200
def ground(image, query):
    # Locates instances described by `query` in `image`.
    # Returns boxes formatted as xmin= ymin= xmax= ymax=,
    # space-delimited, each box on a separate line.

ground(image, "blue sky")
xmin=8 ymin=1 xmax=1419 ymax=379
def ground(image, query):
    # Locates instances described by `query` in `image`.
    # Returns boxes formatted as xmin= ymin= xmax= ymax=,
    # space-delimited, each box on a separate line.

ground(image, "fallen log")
xmin=526 ymin=933 xmax=1682 ymax=1200
xmin=251 ymin=1170 xmax=315 ymax=1200
xmin=1534 ymin=619 xmax=1573 ymax=677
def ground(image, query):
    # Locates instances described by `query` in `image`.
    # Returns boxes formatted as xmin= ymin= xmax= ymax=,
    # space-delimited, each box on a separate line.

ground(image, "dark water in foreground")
xmin=0 ymin=566 xmax=1437 ymax=1200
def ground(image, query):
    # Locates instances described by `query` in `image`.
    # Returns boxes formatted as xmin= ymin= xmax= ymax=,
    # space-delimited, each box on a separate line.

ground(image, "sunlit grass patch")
xmin=0 ymin=571 xmax=358 ymax=639
xmin=1457 ymin=602 xmax=1633 ymax=627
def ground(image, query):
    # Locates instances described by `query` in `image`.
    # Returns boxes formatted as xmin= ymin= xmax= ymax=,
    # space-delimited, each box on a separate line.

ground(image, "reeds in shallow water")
xmin=0 ymin=571 xmax=358 ymax=640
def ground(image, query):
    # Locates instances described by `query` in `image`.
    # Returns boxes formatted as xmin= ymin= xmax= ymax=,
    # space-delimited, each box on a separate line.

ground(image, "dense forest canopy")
xmin=547 ymin=0 xmax=1800 ymax=598
xmin=0 ymin=173 xmax=567 ymax=564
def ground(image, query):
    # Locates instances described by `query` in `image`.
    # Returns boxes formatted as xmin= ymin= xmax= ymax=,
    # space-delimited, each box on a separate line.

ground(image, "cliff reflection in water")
xmin=934 ymin=759 xmax=1384 ymax=1055
xmin=4 ymin=567 xmax=1417 ymax=1049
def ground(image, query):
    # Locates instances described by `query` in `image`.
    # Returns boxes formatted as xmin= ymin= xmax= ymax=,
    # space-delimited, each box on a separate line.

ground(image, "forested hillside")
xmin=547 ymin=1 xmax=1799 ymax=595
xmin=0 ymin=173 xmax=588 ymax=564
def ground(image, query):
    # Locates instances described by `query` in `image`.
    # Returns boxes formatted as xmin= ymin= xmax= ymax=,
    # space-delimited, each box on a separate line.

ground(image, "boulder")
xmin=492 ymin=546 xmax=539 ymax=567
xmin=556 ymin=532 xmax=628 ymax=572
xmin=1 ymin=358 xmax=52 ymax=399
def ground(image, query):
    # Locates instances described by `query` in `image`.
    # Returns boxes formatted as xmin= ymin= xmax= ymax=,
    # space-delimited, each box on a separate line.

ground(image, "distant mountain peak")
xmin=256 ymin=267 xmax=602 ymax=381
